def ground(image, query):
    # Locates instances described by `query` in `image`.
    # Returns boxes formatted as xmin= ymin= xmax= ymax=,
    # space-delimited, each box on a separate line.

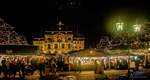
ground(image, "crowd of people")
xmin=0 ymin=55 xmax=70 ymax=78
xmin=0 ymin=54 xmax=143 ymax=79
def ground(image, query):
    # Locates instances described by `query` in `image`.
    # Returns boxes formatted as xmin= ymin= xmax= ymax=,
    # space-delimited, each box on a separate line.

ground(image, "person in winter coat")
xmin=39 ymin=59 xmax=45 ymax=76
xmin=1 ymin=58 xmax=8 ymax=78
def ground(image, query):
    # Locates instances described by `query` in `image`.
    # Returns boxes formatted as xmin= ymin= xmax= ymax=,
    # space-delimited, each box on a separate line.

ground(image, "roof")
xmin=69 ymin=49 xmax=137 ymax=57
xmin=44 ymin=30 xmax=73 ymax=34
xmin=33 ymin=38 xmax=45 ymax=41
xmin=69 ymin=49 xmax=107 ymax=57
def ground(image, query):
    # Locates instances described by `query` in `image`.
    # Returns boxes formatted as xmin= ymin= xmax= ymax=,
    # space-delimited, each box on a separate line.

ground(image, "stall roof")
xmin=69 ymin=49 xmax=107 ymax=57
xmin=69 ymin=49 xmax=138 ymax=57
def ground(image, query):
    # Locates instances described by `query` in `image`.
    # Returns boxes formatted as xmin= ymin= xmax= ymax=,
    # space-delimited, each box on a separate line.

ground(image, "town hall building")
xmin=33 ymin=21 xmax=84 ymax=54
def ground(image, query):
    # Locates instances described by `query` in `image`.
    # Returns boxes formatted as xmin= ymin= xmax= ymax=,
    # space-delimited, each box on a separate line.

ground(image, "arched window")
xmin=62 ymin=44 xmax=65 ymax=48
xmin=55 ymin=44 xmax=58 ymax=49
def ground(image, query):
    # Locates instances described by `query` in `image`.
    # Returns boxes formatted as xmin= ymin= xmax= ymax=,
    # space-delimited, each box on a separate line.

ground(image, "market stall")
xmin=68 ymin=49 xmax=142 ymax=71
xmin=68 ymin=49 xmax=108 ymax=71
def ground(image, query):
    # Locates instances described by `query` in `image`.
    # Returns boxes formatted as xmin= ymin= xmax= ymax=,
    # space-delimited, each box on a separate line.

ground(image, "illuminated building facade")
xmin=33 ymin=21 xmax=84 ymax=54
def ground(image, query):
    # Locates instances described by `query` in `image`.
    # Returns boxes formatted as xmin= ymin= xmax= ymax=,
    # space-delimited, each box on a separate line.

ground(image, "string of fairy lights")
xmin=0 ymin=18 xmax=28 ymax=45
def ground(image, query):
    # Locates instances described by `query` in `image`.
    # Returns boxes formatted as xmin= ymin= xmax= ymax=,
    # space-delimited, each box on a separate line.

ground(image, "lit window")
xmin=55 ymin=44 xmax=58 ymax=49
xmin=62 ymin=44 xmax=65 ymax=48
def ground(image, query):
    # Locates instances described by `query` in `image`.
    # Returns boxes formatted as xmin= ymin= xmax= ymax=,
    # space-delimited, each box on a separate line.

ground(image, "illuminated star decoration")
xmin=57 ymin=21 xmax=64 ymax=30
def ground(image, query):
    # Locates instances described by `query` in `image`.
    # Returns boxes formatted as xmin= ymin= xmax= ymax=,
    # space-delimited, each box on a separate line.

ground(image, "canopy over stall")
xmin=69 ymin=49 xmax=107 ymax=57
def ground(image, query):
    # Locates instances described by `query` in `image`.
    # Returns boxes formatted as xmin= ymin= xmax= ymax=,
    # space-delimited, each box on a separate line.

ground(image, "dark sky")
xmin=0 ymin=0 xmax=150 ymax=47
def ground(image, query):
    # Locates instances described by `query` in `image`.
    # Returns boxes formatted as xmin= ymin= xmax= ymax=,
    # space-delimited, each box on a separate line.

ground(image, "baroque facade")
xmin=33 ymin=21 xmax=84 ymax=54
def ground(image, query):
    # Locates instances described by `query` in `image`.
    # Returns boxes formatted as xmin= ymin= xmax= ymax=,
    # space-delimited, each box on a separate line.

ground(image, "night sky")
xmin=0 ymin=0 xmax=150 ymax=47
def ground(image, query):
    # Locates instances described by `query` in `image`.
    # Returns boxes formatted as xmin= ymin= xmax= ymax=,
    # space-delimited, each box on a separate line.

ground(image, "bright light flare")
xmin=116 ymin=22 xmax=124 ymax=31
xmin=133 ymin=24 xmax=141 ymax=32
